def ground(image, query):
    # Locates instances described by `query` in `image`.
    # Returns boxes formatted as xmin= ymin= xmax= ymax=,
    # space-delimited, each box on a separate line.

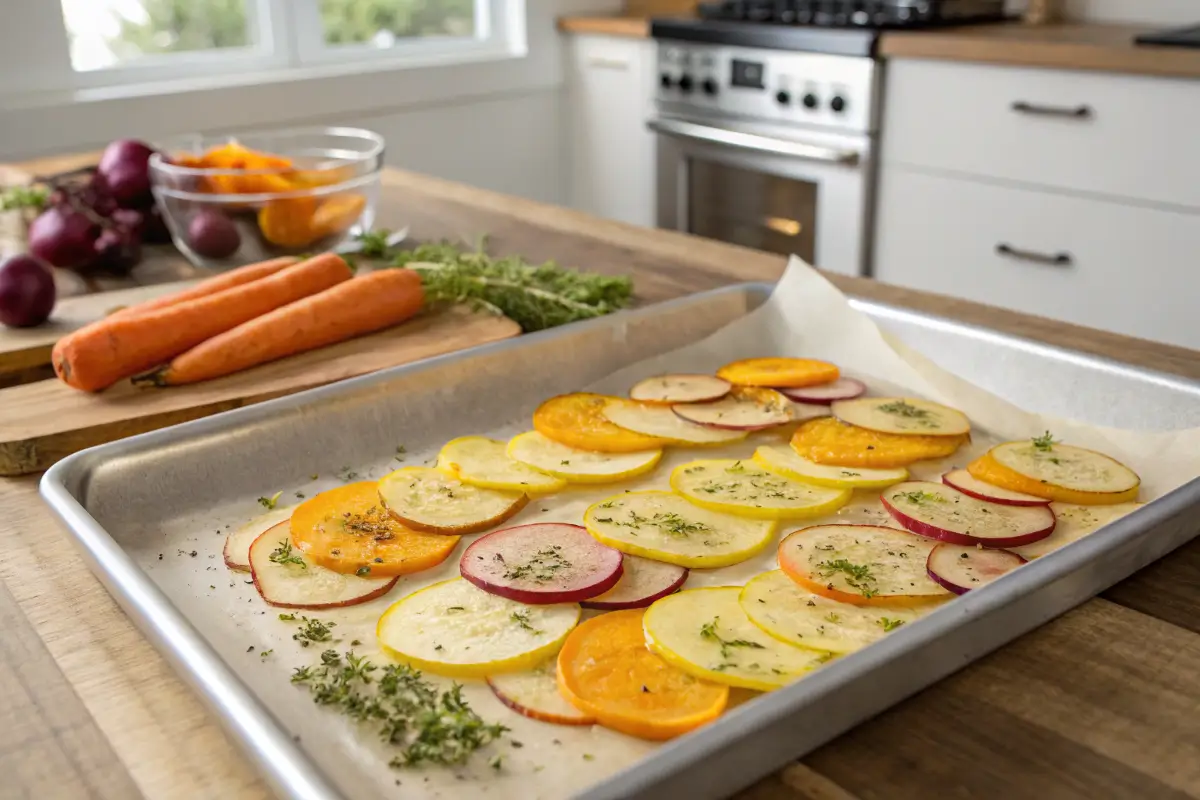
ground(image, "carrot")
xmin=53 ymin=253 xmax=352 ymax=392
xmin=108 ymin=256 xmax=299 ymax=319
xmin=142 ymin=268 xmax=425 ymax=386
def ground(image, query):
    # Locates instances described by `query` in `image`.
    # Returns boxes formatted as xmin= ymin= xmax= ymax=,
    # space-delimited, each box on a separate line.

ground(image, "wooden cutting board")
xmin=0 ymin=306 xmax=519 ymax=476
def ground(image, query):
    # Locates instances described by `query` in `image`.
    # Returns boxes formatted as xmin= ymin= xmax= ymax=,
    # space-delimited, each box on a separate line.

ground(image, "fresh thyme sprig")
xmin=699 ymin=617 xmax=766 ymax=660
xmin=269 ymin=539 xmax=307 ymax=569
xmin=1031 ymin=431 xmax=1058 ymax=452
xmin=0 ymin=185 xmax=49 ymax=213
xmin=817 ymin=559 xmax=878 ymax=598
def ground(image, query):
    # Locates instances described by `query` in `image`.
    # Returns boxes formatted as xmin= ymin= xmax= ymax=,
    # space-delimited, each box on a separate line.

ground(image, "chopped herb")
xmin=510 ymin=610 xmax=542 ymax=635
xmin=258 ymin=491 xmax=283 ymax=510
xmin=351 ymin=639 xmax=362 ymax=646
xmin=896 ymin=489 xmax=944 ymax=505
xmin=824 ymin=612 xmax=841 ymax=623
xmin=816 ymin=559 xmax=878 ymax=599
xmin=1031 ymin=431 xmax=1057 ymax=452
xmin=336 ymin=466 xmax=360 ymax=482
xmin=269 ymin=539 xmax=307 ymax=569
xmin=295 ymin=492 xmax=306 ymax=499
xmin=877 ymin=617 xmax=905 ymax=632
xmin=725 ymin=461 xmax=746 ymax=474
xmin=620 ymin=510 xmax=709 ymax=539
xmin=434 ymin=644 xmax=443 ymax=651
xmin=284 ymin=615 xmax=337 ymax=647
xmin=876 ymin=400 xmax=932 ymax=421
xmin=582 ymin=754 xmax=595 ymax=761
xmin=503 ymin=546 xmax=571 ymax=584
xmin=310 ymin=474 xmax=319 ymax=480
xmin=247 ymin=646 xmax=255 ymax=653
xmin=447 ymin=606 xmax=466 ymax=613
xmin=699 ymin=617 xmax=766 ymax=661
xmin=279 ymin=613 xmax=297 ymax=621
xmin=260 ymin=649 xmax=274 ymax=659
xmin=489 ymin=754 xmax=504 ymax=771
xmin=560 ymin=459 xmax=571 ymax=466
xmin=356 ymin=566 xmax=372 ymax=577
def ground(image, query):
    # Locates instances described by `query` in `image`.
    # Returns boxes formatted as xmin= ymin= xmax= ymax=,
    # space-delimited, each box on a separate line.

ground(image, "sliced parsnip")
xmin=583 ymin=490 xmax=776 ymax=569
xmin=831 ymin=397 xmax=971 ymax=436
xmin=487 ymin=662 xmax=595 ymax=726
xmin=437 ymin=436 xmax=566 ymax=493
xmin=752 ymin=445 xmax=908 ymax=490
xmin=643 ymin=587 xmax=831 ymax=691
xmin=223 ymin=505 xmax=293 ymax=571
xmin=989 ymin=440 xmax=1140 ymax=495
xmin=602 ymin=399 xmax=748 ymax=445
xmin=1013 ymin=502 xmax=1143 ymax=559
xmin=506 ymin=431 xmax=662 ymax=484
xmin=248 ymin=525 xmax=397 ymax=609
xmin=378 ymin=466 xmax=528 ymax=535
xmin=629 ymin=374 xmax=732 ymax=404
xmin=739 ymin=570 xmax=937 ymax=654
xmin=670 ymin=458 xmax=850 ymax=520
xmin=672 ymin=387 xmax=794 ymax=431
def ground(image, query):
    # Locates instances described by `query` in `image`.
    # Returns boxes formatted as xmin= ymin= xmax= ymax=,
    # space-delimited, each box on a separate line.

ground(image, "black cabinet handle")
xmin=996 ymin=243 xmax=1073 ymax=267
xmin=1011 ymin=101 xmax=1093 ymax=119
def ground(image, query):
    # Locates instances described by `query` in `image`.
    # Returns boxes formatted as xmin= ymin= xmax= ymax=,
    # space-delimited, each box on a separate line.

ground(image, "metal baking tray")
xmin=41 ymin=283 xmax=1200 ymax=800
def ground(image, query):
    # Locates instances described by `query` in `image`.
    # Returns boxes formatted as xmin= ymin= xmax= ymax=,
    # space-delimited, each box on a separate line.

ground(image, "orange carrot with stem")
xmin=138 ymin=269 xmax=425 ymax=387
xmin=53 ymin=253 xmax=353 ymax=392
xmin=107 ymin=256 xmax=299 ymax=319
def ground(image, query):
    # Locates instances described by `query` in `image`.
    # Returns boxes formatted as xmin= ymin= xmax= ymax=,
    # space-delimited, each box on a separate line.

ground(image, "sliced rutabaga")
xmin=926 ymin=544 xmax=1026 ymax=595
xmin=437 ymin=435 xmax=567 ymax=493
xmin=581 ymin=554 xmax=688 ymax=610
xmin=670 ymin=458 xmax=850 ymax=520
xmin=248 ymin=523 xmax=398 ymax=609
xmin=643 ymin=587 xmax=832 ymax=691
xmin=716 ymin=357 xmax=839 ymax=389
xmin=629 ymin=374 xmax=731 ymax=404
xmin=881 ymin=481 xmax=1055 ymax=548
xmin=459 ymin=523 xmax=624 ymax=604
xmin=583 ymin=490 xmax=776 ymax=569
xmin=487 ymin=661 xmax=596 ymax=727
xmin=602 ymin=398 xmax=748 ymax=445
xmin=378 ymin=466 xmax=528 ymax=535
xmin=831 ymin=397 xmax=971 ymax=437
xmin=672 ymin=387 xmax=795 ymax=431
xmin=777 ymin=377 xmax=866 ymax=405
xmin=376 ymin=578 xmax=579 ymax=679
xmin=941 ymin=468 xmax=1049 ymax=506
xmin=739 ymin=570 xmax=939 ymax=654
xmin=968 ymin=437 xmax=1140 ymax=505
xmin=1012 ymin=502 xmax=1143 ymax=559
xmin=506 ymin=430 xmax=662 ymax=483
xmin=752 ymin=445 xmax=909 ymax=490
xmin=778 ymin=524 xmax=951 ymax=607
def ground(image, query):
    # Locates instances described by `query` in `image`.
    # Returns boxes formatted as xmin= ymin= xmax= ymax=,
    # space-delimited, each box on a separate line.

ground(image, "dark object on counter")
xmin=1135 ymin=25 xmax=1200 ymax=48
xmin=0 ymin=255 xmax=56 ymax=328
xmin=693 ymin=0 xmax=1007 ymax=28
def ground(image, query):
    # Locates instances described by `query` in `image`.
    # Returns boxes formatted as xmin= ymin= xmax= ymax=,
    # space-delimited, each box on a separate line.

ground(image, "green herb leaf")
xmin=269 ymin=539 xmax=307 ymax=569
xmin=258 ymin=491 xmax=283 ymax=510
xmin=1031 ymin=431 xmax=1057 ymax=452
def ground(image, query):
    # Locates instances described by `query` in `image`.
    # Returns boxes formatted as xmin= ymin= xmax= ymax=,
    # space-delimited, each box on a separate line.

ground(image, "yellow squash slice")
xmin=670 ymin=458 xmax=850 ymax=520
xmin=506 ymin=431 xmax=662 ymax=484
xmin=437 ymin=435 xmax=566 ymax=493
xmin=752 ymin=445 xmax=909 ymax=489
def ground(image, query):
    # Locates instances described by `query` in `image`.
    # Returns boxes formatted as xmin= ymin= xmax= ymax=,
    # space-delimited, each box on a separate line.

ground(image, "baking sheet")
xmin=42 ymin=258 xmax=1200 ymax=800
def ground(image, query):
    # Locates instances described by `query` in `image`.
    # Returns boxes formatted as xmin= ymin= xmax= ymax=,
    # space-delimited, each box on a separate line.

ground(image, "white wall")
xmin=1063 ymin=0 xmax=1199 ymax=24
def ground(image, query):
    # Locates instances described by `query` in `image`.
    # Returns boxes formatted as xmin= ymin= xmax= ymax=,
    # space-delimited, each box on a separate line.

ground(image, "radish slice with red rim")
xmin=926 ymin=543 xmax=1026 ymax=595
xmin=777 ymin=377 xmax=867 ymax=405
xmin=942 ymin=468 xmax=1050 ymax=507
xmin=672 ymin=387 xmax=794 ymax=431
xmin=460 ymin=523 xmax=624 ymax=604
xmin=881 ymin=481 xmax=1055 ymax=548
xmin=630 ymin=374 xmax=731 ymax=404
xmin=248 ymin=523 xmax=398 ymax=610
xmin=580 ymin=555 xmax=688 ymax=610
xmin=487 ymin=662 xmax=595 ymax=726
xmin=224 ymin=507 xmax=292 ymax=571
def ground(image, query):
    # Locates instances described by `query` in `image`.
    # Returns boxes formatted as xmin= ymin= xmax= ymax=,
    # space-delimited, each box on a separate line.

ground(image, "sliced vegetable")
xmin=506 ymin=431 xmax=661 ymax=484
xmin=258 ymin=197 xmax=320 ymax=248
xmin=376 ymin=578 xmax=579 ymax=679
xmin=460 ymin=523 xmax=623 ymax=605
xmin=581 ymin=555 xmax=688 ymax=610
xmin=778 ymin=524 xmax=950 ymax=606
xmin=1013 ymin=502 xmax=1143 ymax=559
xmin=556 ymin=609 xmax=728 ymax=740
xmin=643 ymin=587 xmax=831 ymax=691
xmin=601 ymin=399 xmax=748 ymax=445
xmin=249 ymin=524 xmax=398 ymax=609
xmin=967 ymin=439 xmax=1140 ymax=504
xmin=486 ymin=662 xmax=595 ymax=727
xmin=223 ymin=506 xmax=293 ymax=571
xmin=629 ymin=374 xmax=732 ymax=404
xmin=716 ymin=357 xmax=839 ymax=388
xmin=669 ymin=458 xmax=850 ymax=520
xmin=378 ymin=467 xmax=528 ymax=535
xmin=437 ymin=436 xmax=567 ymax=494
xmin=942 ymin=468 xmax=1050 ymax=507
xmin=777 ymin=377 xmax=866 ymax=405
xmin=583 ymin=491 xmax=776 ymax=569
xmin=926 ymin=543 xmax=1026 ymax=595
xmin=831 ymin=397 xmax=971 ymax=437
xmin=533 ymin=393 xmax=668 ymax=453
xmin=740 ymin=570 xmax=937 ymax=654
xmin=881 ymin=481 xmax=1055 ymax=548
xmin=289 ymin=481 xmax=460 ymax=576
xmin=52 ymin=253 xmax=352 ymax=391
xmin=752 ymin=445 xmax=908 ymax=490
xmin=673 ymin=387 xmax=794 ymax=431
xmin=791 ymin=417 xmax=967 ymax=468
xmin=107 ymin=256 xmax=299 ymax=319
xmin=138 ymin=269 xmax=424 ymax=386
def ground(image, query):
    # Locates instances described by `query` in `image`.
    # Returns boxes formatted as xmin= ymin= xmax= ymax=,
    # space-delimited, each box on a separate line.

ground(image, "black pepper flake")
xmin=247 ymin=646 xmax=255 ymax=653
xmin=158 ymin=554 xmax=163 ymax=560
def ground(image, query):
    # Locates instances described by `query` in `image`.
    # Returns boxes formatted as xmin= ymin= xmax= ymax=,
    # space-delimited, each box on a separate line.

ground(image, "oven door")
xmin=649 ymin=114 xmax=874 ymax=277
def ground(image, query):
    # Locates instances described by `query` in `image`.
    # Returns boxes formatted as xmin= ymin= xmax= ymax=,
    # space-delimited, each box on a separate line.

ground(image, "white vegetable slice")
xmin=777 ymin=377 xmax=867 ymax=405
xmin=643 ymin=587 xmax=831 ymax=691
xmin=486 ymin=662 xmax=595 ymax=726
xmin=223 ymin=506 xmax=293 ymax=571
xmin=581 ymin=555 xmax=688 ymax=610
xmin=1012 ymin=502 xmax=1143 ymax=559
xmin=602 ymin=399 xmax=748 ymax=445
xmin=926 ymin=544 xmax=1026 ymax=595
xmin=437 ymin=436 xmax=566 ymax=493
xmin=881 ymin=481 xmax=1055 ymax=548
xmin=629 ymin=374 xmax=732 ymax=404
xmin=752 ymin=445 xmax=908 ymax=490
xmin=779 ymin=524 xmax=951 ymax=606
xmin=669 ymin=458 xmax=850 ymax=520
xmin=248 ymin=523 xmax=397 ymax=609
xmin=831 ymin=397 xmax=971 ymax=436
xmin=672 ymin=387 xmax=794 ymax=431
xmin=376 ymin=578 xmax=580 ymax=679
xmin=506 ymin=431 xmax=661 ymax=484
xmin=989 ymin=441 xmax=1140 ymax=494
xmin=942 ymin=468 xmax=1049 ymax=506
xmin=583 ymin=490 xmax=776 ymax=569
xmin=378 ymin=466 xmax=528 ymax=535
xmin=739 ymin=570 xmax=936 ymax=654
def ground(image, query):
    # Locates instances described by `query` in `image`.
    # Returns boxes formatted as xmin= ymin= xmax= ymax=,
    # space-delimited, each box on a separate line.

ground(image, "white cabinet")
xmin=565 ymin=34 xmax=657 ymax=228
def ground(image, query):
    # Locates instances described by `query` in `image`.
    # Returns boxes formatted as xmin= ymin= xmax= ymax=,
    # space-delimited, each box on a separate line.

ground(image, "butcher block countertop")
xmin=558 ymin=16 xmax=1200 ymax=79
xmin=3 ymin=156 xmax=1200 ymax=800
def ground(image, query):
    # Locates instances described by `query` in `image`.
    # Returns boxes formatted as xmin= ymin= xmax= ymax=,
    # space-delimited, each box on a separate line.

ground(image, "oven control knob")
xmin=830 ymin=95 xmax=848 ymax=113
xmin=803 ymin=93 xmax=819 ymax=110
xmin=702 ymin=78 xmax=718 ymax=96
xmin=678 ymin=74 xmax=694 ymax=93
xmin=775 ymin=90 xmax=791 ymax=106
xmin=660 ymin=73 xmax=673 ymax=89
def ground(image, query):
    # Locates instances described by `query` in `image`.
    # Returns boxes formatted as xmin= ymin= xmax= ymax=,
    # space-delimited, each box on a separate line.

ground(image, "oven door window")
xmin=686 ymin=158 xmax=817 ymax=263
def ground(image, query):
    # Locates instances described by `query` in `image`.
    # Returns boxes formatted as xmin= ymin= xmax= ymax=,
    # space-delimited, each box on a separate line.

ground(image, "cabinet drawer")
xmin=881 ymin=59 xmax=1200 ymax=210
xmin=873 ymin=167 xmax=1200 ymax=349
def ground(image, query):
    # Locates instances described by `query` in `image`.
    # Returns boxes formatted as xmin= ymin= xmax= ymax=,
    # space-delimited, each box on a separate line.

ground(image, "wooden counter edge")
xmin=557 ymin=15 xmax=651 ymax=39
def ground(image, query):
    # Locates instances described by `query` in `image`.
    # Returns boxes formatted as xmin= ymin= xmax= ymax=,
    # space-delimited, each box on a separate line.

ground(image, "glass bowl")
xmin=150 ymin=127 xmax=384 ymax=269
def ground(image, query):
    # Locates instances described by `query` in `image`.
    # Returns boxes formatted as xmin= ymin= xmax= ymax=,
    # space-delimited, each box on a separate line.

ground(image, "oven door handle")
xmin=647 ymin=117 xmax=861 ymax=166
